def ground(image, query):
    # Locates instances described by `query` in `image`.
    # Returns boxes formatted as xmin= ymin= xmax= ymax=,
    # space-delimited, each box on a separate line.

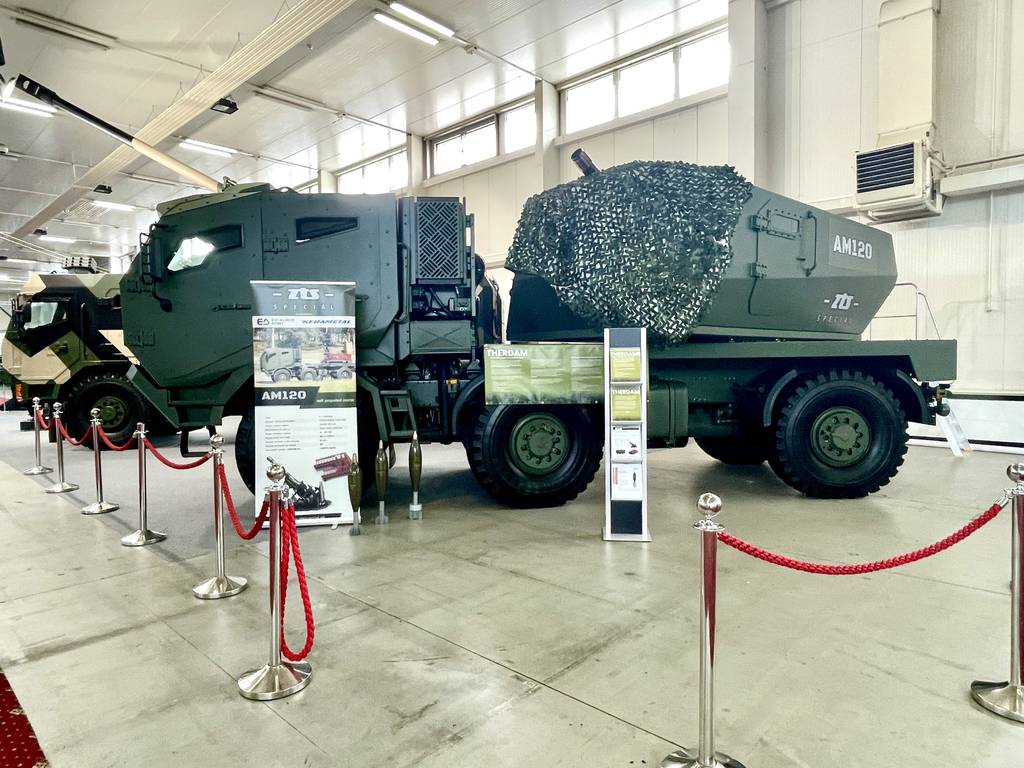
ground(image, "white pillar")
xmin=536 ymin=79 xmax=560 ymax=190
xmin=406 ymin=133 xmax=426 ymax=195
xmin=728 ymin=0 xmax=768 ymax=184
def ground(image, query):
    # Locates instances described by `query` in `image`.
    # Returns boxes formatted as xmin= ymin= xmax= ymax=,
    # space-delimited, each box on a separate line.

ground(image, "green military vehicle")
xmin=2 ymin=271 xmax=169 ymax=444
xmin=11 ymin=74 xmax=956 ymax=505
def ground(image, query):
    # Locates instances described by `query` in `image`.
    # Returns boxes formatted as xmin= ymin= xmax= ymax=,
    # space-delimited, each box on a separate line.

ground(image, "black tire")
xmin=468 ymin=404 xmax=602 ymax=508
xmin=236 ymin=407 xmax=256 ymax=494
xmin=696 ymin=435 xmax=770 ymax=465
xmin=768 ymin=370 xmax=907 ymax=498
xmin=236 ymin=394 xmax=380 ymax=498
xmin=64 ymin=372 xmax=162 ymax=447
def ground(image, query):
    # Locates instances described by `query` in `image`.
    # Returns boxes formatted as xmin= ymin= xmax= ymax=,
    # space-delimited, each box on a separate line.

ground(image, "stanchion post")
xmin=120 ymin=422 xmax=166 ymax=547
xmin=192 ymin=434 xmax=248 ymax=599
xmin=661 ymin=493 xmax=745 ymax=768
xmin=237 ymin=464 xmax=312 ymax=700
xmin=45 ymin=402 xmax=79 ymax=494
xmin=82 ymin=408 xmax=118 ymax=515
xmin=970 ymin=463 xmax=1024 ymax=722
xmin=23 ymin=396 xmax=52 ymax=476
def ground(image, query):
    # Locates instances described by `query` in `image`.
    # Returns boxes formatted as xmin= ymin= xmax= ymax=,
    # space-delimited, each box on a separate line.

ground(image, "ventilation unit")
xmin=854 ymin=138 xmax=943 ymax=222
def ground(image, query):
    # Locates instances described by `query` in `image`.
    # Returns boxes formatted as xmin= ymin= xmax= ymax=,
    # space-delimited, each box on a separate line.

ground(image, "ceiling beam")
xmin=13 ymin=0 xmax=361 ymax=237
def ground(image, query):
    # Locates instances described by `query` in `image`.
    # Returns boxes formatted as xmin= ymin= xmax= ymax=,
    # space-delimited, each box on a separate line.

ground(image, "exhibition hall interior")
xmin=1 ymin=0 xmax=1023 ymax=766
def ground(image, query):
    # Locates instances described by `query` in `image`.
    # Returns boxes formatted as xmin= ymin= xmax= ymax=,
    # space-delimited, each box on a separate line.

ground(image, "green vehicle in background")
xmin=2 ymin=272 xmax=169 ymax=444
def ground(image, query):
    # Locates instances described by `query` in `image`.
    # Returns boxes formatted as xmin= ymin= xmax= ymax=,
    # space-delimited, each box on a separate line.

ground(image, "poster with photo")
xmin=251 ymin=281 xmax=358 ymax=527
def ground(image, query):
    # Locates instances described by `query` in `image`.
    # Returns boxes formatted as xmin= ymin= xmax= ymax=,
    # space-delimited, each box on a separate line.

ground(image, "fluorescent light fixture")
xmin=92 ymin=200 xmax=141 ymax=212
xmin=39 ymin=235 xmax=76 ymax=244
xmin=252 ymin=89 xmax=314 ymax=112
xmin=373 ymin=13 xmax=439 ymax=45
xmin=12 ymin=10 xmax=118 ymax=51
xmin=388 ymin=3 xmax=454 ymax=37
xmin=179 ymin=138 xmax=237 ymax=158
xmin=0 ymin=96 xmax=55 ymax=118
xmin=120 ymin=171 xmax=189 ymax=189
xmin=0 ymin=258 xmax=42 ymax=266
xmin=1 ymin=78 xmax=15 ymax=101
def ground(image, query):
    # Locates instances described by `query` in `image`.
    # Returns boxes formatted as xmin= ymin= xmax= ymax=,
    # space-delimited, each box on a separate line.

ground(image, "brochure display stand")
xmin=603 ymin=328 xmax=650 ymax=542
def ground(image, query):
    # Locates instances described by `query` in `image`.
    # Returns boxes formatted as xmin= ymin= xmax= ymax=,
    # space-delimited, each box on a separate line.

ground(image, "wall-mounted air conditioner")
xmin=854 ymin=139 xmax=943 ymax=222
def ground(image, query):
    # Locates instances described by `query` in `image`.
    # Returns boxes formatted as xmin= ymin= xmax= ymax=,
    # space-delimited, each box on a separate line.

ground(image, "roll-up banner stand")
xmin=251 ymin=281 xmax=358 ymax=527
xmin=603 ymin=328 xmax=650 ymax=542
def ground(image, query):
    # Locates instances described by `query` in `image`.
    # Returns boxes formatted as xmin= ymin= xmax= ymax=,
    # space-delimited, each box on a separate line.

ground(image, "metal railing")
xmin=866 ymin=282 xmax=942 ymax=341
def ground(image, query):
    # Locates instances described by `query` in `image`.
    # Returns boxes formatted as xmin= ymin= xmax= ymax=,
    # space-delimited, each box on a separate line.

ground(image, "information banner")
xmin=251 ymin=281 xmax=358 ymax=527
xmin=603 ymin=328 xmax=650 ymax=542
xmin=483 ymin=343 xmax=603 ymax=405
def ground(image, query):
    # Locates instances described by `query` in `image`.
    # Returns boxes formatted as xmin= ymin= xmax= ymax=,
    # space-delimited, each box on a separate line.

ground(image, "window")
xmin=678 ymin=29 xmax=730 ymax=98
xmin=167 ymin=226 xmax=243 ymax=272
xmin=24 ymin=300 xmax=67 ymax=329
xmin=338 ymin=151 xmax=408 ymax=194
xmin=502 ymin=102 xmax=535 ymax=153
xmin=561 ymin=27 xmax=730 ymax=135
xmin=428 ymin=100 xmax=535 ymax=177
xmin=296 ymin=218 xmax=359 ymax=243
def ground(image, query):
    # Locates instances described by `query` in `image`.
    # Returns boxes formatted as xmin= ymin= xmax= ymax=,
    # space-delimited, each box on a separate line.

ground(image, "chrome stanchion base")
xmin=237 ymin=661 xmax=312 ymax=700
xmin=408 ymin=503 xmax=422 ymax=521
xmin=81 ymin=500 xmax=119 ymax=515
xmin=660 ymin=748 xmax=746 ymax=768
xmin=192 ymin=574 xmax=248 ymax=600
xmin=45 ymin=480 xmax=79 ymax=494
xmin=970 ymin=680 xmax=1024 ymax=723
xmin=120 ymin=528 xmax=167 ymax=547
xmin=24 ymin=465 xmax=53 ymax=476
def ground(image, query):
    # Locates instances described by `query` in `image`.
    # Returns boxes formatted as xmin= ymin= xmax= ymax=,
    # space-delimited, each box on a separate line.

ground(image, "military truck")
xmin=2 ymin=272 xmax=169 ymax=444
xmin=11 ymin=74 xmax=956 ymax=505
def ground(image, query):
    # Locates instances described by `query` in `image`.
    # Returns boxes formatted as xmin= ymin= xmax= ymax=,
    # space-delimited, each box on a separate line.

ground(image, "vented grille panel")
xmin=857 ymin=143 xmax=916 ymax=193
xmin=415 ymin=198 xmax=462 ymax=281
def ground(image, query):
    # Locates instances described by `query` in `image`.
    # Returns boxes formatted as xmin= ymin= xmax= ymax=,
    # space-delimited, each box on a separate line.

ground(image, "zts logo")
xmin=287 ymin=287 xmax=320 ymax=300
xmin=829 ymin=293 xmax=855 ymax=311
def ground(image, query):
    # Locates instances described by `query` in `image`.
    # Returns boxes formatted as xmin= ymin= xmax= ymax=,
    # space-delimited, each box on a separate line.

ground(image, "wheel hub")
xmin=509 ymin=413 xmax=569 ymax=476
xmin=94 ymin=395 xmax=129 ymax=431
xmin=811 ymin=407 xmax=871 ymax=467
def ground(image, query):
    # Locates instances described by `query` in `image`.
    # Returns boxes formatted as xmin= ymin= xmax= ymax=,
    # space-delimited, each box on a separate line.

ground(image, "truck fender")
xmin=760 ymin=369 xmax=800 ymax=427
xmin=452 ymin=374 xmax=485 ymax=438
xmin=891 ymin=369 xmax=931 ymax=424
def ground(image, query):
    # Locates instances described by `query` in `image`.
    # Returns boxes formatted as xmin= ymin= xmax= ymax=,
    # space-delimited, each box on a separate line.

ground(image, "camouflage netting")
xmin=506 ymin=161 xmax=753 ymax=343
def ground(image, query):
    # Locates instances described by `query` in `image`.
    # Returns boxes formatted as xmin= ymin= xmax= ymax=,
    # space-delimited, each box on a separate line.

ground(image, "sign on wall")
xmin=251 ymin=280 xmax=358 ymax=527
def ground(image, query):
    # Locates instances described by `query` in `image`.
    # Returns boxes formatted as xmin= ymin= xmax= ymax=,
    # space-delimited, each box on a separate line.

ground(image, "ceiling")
xmin=0 ymin=0 xmax=725 ymax=295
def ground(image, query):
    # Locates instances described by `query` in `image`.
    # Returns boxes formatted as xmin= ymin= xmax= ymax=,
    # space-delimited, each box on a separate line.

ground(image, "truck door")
xmin=16 ymin=293 xmax=83 ymax=385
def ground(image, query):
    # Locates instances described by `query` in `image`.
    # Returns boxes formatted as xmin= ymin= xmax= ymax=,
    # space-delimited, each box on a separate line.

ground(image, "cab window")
xmin=167 ymin=225 xmax=243 ymax=272
xmin=24 ymin=300 xmax=68 ymax=329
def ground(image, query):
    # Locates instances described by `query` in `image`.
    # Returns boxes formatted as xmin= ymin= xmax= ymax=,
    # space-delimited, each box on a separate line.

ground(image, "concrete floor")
xmin=0 ymin=411 xmax=1022 ymax=767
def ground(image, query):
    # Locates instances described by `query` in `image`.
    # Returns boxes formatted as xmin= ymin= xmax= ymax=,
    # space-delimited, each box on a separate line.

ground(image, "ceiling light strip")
xmin=373 ymin=13 xmax=439 ymax=45
xmin=388 ymin=3 xmax=454 ymax=37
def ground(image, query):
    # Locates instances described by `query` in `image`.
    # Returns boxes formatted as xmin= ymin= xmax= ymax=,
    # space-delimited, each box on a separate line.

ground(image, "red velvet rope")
xmin=218 ymin=464 xmax=269 ymax=540
xmin=34 ymin=408 xmax=51 ymax=431
xmin=98 ymin=427 xmax=136 ymax=452
xmin=56 ymin=418 xmax=92 ymax=447
xmin=718 ymin=502 xmax=1005 ymax=575
xmin=143 ymin=438 xmax=211 ymax=470
xmin=280 ymin=500 xmax=315 ymax=661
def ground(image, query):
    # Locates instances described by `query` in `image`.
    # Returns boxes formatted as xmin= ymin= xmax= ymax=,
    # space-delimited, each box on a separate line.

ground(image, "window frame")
xmin=335 ymin=148 xmax=409 ymax=194
xmin=427 ymin=97 xmax=535 ymax=178
xmin=559 ymin=22 xmax=728 ymax=135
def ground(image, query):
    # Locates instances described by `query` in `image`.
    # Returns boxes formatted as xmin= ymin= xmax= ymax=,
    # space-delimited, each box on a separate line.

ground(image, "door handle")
xmin=54 ymin=342 xmax=69 ymax=353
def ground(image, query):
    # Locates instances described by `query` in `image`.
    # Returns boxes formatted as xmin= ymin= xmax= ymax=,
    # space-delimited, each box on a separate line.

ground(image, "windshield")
xmin=167 ymin=225 xmax=243 ymax=272
xmin=23 ymin=300 xmax=68 ymax=329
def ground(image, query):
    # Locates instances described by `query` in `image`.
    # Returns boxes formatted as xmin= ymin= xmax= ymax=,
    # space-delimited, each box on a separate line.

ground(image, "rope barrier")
xmin=56 ymin=419 xmax=92 ymax=447
xmin=98 ymin=427 xmax=136 ymax=452
xmin=143 ymin=438 xmax=211 ymax=470
xmin=718 ymin=501 xmax=1006 ymax=575
xmin=35 ymin=408 xmax=51 ymax=431
xmin=280 ymin=500 xmax=315 ymax=662
xmin=218 ymin=464 xmax=269 ymax=540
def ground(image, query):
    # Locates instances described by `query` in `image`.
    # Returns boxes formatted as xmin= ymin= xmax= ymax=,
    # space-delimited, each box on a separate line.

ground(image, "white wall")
xmin=765 ymin=0 xmax=1024 ymax=394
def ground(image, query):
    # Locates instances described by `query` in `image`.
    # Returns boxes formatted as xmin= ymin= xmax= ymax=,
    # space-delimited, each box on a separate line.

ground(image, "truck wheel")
xmin=64 ymin=373 xmax=158 ymax=447
xmin=468 ymin=405 xmax=602 ymax=508
xmin=300 ymin=368 xmax=318 ymax=381
xmin=272 ymin=370 xmax=291 ymax=382
xmin=769 ymin=370 xmax=907 ymax=498
xmin=696 ymin=436 xmax=770 ymax=465
xmin=236 ymin=408 xmax=256 ymax=494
